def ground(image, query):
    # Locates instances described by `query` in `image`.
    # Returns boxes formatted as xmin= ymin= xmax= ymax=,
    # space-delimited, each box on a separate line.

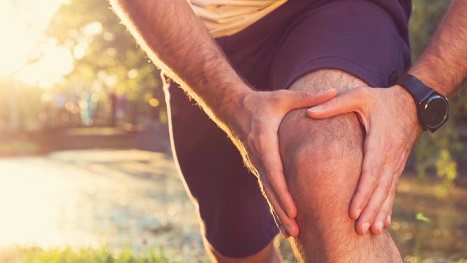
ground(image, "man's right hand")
xmin=109 ymin=0 xmax=337 ymax=237
xmin=229 ymin=88 xmax=337 ymax=237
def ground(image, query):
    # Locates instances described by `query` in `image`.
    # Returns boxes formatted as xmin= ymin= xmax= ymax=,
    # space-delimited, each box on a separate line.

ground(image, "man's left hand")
xmin=307 ymin=85 xmax=422 ymax=235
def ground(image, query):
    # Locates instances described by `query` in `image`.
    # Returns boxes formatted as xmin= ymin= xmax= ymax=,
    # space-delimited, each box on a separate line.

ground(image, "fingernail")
xmin=362 ymin=223 xmax=370 ymax=235
xmin=387 ymin=215 xmax=392 ymax=225
xmin=376 ymin=222 xmax=384 ymax=233
xmin=308 ymin=106 xmax=322 ymax=113
xmin=281 ymin=227 xmax=290 ymax=238
xmin=280 ymin=225 xmax=287 ymax=234
xmin=286 ymin=208 xmax=295 ymax=219
xmin=354 ymin=209 xmax=362 ymax=219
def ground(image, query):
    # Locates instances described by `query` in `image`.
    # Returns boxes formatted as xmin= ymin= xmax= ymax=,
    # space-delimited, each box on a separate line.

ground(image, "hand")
xmin=232 ymin=88 xmax=337 ymax=237
xmin=307 ymin=85 xmax=422 ymax=235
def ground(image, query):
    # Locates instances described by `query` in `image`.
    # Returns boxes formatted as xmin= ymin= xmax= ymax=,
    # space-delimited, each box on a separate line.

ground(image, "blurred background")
xmin=0 ymin=0 xmax=465 ymax=262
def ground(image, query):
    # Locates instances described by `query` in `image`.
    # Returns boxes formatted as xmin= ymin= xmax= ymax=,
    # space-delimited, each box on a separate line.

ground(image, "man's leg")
xmin=203 ymin=239 xmax=281 ymax=263
xmin=279 ymin=69 xmax=402 ymax=262
xmin=166 ymin=82 xmax=282 ymax=263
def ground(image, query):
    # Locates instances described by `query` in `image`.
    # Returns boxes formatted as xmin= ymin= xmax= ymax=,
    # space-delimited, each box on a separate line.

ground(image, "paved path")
xmin=0 ymin=150 xmax=202 ymax=255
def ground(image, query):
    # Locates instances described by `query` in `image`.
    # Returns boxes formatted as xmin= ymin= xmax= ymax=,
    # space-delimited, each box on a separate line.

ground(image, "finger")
xmin=270 ymin=203 xmax=291 ymax=238
xmin=356 ymin=165 xmax=394 ymax=235
xmin=249 ymin=129 xmax=299 ymax=236
xmin=349 ymin=135 xmax=385 ymax=221
xmin=386 ymin=210 xmax=392 ymax=227
xmin=384 ymin=163 xmax=406 ymax=228
xmin=265 ymin=193 xmax=289 ymax=237
xmin=260 ymin=178 xmax=298 ymax=237
xmin=306 ymin=87 xmax=368 ymax=120
xmin=370 ymin=175 xmax=398 ymax=235
xmin=258 ymin=130 xmax=297 ymax=219
xmin=279 ymin=88 xmax=337 ymax=110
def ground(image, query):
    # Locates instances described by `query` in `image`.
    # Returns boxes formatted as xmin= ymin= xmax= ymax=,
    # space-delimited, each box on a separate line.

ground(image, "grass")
xmin=0 ymin=245 xmax=301 ymax=263
xmin=0 ymin=245 xmax=196 ymax=263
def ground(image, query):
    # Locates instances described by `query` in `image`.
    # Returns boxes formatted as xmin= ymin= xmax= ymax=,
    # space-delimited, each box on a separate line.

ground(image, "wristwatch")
xmin=397 ymin=74 xmax=449 ymax=132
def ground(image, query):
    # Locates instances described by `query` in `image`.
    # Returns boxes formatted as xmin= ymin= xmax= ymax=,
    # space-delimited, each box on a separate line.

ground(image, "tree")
xmin=45 ymin=0 xmax=164 ymax=127
xmin=410 ymin=0 xmax=466 ymax=194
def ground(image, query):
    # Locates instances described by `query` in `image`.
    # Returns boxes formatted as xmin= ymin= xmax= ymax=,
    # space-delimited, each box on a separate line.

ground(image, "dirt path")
xmin=0 ymin=150 xmax=202 ymax=256
xmin=0 ymin=149 xmax=465 ymax=262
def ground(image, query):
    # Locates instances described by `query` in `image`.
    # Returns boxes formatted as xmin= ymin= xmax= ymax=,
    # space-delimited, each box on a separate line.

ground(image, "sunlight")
xmin=0 ymin=159 xmax=101 ymax=248
xmin=17 ymin=40 xmax=74 ymax=89
xmin=0 ymin=0 xmax=72 ymax=88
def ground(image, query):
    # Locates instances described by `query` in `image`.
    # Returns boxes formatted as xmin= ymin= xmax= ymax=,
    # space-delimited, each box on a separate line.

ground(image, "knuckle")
xmin=353 ymin=86 xmax=368 ymax=97
xmin=355 ymin=189 xmax=371 ymax=203
xmin=264 ymin=169 xmax=275 ymax=183
xmin=327 ymin=96 xmax=340 ymax=108
xmin=387 ymin=187 xmax=397 ymax=200
xmin=367 ymin=208 xmax=380 ymax=221
xmin=271 ymin=90 xmax=288 ymax=103
xmin=378 ymin=180 xmax=392 ymax=195
xmin=382 ymin=138 xmax=394 ymax=153
xmin=260 ymin=181 xmax=272 ymax=196
xmin=299 ymin=90 xmax=312 ymax=101
xmin=362 ymin=167 xmax=380 ymax=181
xmin=247 ymin=133 xmax=264 ymax=153
xmin=378 ymin=207 xmax=389 ymax=217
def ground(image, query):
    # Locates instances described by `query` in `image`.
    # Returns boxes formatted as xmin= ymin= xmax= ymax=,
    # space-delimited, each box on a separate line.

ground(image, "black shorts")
xmin=165 ymin=0 xmax=411 ymax=258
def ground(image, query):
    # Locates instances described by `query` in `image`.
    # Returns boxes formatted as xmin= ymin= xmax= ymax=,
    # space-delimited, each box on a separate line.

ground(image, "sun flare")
xmin=0 ymin=0 xmax=72 ymax=88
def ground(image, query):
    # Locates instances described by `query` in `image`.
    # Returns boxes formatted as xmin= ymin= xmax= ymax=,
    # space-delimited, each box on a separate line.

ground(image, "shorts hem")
xmin=284 ymin=56 xmax=387 ymax=90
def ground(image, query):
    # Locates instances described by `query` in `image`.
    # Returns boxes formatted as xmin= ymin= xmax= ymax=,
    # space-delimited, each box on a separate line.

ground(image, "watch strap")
xmin=397 ymin=74 xmax=433 ymax=103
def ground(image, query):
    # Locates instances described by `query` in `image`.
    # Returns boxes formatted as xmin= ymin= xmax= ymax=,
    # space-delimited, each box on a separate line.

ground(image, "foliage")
xmin=0 ymin=80 xmax=44 ymax=131
xmin=409 ymin=0 xmax=467 ymax=192
xmin=45 ymin=0 xmax=164 ymax=126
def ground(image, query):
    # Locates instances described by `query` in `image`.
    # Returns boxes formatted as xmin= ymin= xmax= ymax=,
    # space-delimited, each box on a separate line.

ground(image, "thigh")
xmin=217 ymin=0 xmax=411 ymax=91
xmin=270 ymin=0 xmax=411 ymax=91
xmin=166 ymin=83 xmax=279 ymax=258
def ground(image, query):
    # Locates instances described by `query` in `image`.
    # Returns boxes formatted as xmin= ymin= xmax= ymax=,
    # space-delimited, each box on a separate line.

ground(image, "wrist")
xmin=407 ymin=70 xmax=448 ymax=97
xmin=396 ymin=74 xmax=449 ymax=132
xmin=393 ymin=84 xmax=422 ymax=130
xmin=212 ymin=82 xmax=254 ymax=137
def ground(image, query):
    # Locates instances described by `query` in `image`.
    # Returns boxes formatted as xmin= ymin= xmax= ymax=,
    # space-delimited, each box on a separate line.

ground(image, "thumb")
xmin=306 ymin=87 xmax=367 ymax=119
xmin=281 ymin=88 xmax=337 ymax=110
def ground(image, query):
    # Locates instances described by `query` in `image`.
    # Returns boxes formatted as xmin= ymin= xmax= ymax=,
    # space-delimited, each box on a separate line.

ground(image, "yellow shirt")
xmin=190 ymin=0 xmax=288 ymax=38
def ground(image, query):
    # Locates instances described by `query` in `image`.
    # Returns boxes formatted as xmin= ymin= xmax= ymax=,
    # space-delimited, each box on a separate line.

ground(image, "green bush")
xmin=410 ymin=0 xmax=466 ymax=191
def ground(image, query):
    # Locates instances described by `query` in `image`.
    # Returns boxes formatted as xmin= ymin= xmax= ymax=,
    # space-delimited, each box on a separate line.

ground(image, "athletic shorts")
xmin=165 ymin=0 xmax=412 ymax=258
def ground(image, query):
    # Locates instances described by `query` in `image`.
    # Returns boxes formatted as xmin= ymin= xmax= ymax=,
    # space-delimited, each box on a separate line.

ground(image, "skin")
xmin=109 ymin=0 xmax=467 ymax=261
xmin=280 ymin=69 xmax=403 ymax=262
xmin=308 ymin=0 xmax=467 ymax=235
xmin=204 ymin=239 xmax=281 ymax=263
xmin=108 ymin=0 xmax=338 ymax=239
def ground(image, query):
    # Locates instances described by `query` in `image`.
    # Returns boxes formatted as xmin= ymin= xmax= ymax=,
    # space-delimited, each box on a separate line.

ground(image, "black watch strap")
xmin=397 ymin=74 xmax=433 ymax=103
xmin=397 ymin=73 xmax=449 ymax=132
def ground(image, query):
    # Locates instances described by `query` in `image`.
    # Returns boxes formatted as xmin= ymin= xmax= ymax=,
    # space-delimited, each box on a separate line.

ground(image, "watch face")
xmin=421 ymin=95 xmax=449 ymax=129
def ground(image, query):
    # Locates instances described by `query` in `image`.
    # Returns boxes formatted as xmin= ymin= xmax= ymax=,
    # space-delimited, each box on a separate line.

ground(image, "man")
xmin=109 ymin=0 xmax=466 ymax=262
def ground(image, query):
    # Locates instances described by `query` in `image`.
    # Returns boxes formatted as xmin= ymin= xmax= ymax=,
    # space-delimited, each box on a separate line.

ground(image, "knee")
xmin=278 ymin=108 xmax=366 ymax=256
xmin=279 ymin=108 xmax=363 ymax=185
xmin=278 ymin=108 xmax=364 ymax=219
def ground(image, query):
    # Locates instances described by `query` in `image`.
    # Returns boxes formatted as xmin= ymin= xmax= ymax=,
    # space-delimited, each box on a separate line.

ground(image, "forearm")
xmin=109 ymin=0 xmax=250 ymax=134
xmin=409 ymin=0 xmax=467 ymax=98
